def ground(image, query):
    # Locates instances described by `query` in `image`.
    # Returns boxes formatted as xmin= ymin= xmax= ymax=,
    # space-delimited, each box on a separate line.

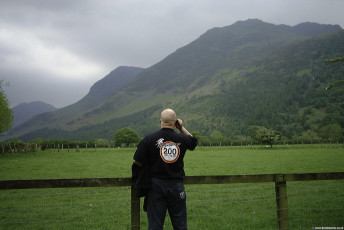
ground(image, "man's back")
xmin=134 ymin=128 xmax=197 ymax=180
xmin=132 ymin=109 xmax=197 ymax=230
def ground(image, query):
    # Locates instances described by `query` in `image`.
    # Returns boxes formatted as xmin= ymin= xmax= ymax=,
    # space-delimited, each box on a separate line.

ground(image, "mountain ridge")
xmin=83 ymin=19 xmax=309 ymax=121
xmin=5 ymin=66 xmax=144 ymax=138
xmin=12 ymin=101 xmax=57 ymax=128
xmin=4 ymin=19 xmax=344 ymax=141
xmin=278 ymin=22 xmax=342 ymax=36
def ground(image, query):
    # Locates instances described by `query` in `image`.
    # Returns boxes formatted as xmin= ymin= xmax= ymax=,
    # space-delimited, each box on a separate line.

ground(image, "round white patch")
xmin=160 ymin=141 xmax=180 ymax=163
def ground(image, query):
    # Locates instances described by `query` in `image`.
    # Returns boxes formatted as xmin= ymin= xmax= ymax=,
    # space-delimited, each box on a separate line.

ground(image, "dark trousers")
xmin=147 ymin=178 xmax=187 ymax=230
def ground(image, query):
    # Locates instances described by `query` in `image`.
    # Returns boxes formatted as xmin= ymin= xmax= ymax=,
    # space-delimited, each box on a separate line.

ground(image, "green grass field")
xmin=0 ymin=144 xmax=343 ymax=229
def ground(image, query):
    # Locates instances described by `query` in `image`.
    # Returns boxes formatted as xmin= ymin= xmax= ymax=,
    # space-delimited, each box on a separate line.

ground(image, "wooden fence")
xmin=1 ymin=172 xmax=343 ymax=230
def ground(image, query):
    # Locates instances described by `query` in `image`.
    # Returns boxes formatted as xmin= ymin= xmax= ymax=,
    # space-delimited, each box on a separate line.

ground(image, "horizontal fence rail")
xmin=2 ymin=172 xmax=343 ymax=190
xmin=1 ymin=172 xmax=344 ymax=230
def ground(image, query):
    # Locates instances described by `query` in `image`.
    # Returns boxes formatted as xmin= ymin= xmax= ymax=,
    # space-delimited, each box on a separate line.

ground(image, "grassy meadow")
xmin=0 ymin=144 xmax=343 ymax=229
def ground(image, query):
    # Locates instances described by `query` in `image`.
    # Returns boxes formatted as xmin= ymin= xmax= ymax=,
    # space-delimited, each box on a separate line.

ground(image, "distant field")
xmin=1 ymin=144 xmax=343 ymax=180
xmin=0 ymin=144 xmax=343 ymax=229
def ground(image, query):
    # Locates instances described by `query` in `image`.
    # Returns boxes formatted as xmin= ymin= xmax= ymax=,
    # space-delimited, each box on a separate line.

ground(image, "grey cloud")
xmin=1 ymin=67 xmax=91 ymax=108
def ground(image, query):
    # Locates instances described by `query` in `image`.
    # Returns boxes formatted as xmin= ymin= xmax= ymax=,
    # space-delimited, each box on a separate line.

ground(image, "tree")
xmin=210 ymin=130 xmax=227 ymax=145
xmin=88 ymin=138 xmax=96 ymax=147
xmin=248 ymin=126 xmax=280 ymax=147
xmin=95 ymin=138 xmax=110 ymax=147
xmin=325 ymin=80 xmax=343 ymax=90
xmin=317 ymin=123 xmax=343 ymax=141
xmin=0 ymin=81 xmax=13 ymax=136
xmin=191 ymin=132 xmax=201 ymax=141
xmin=114 ymin=127 xmax=141 ymax=147
xmin=325 ymin=57 xmax=344 ymax=90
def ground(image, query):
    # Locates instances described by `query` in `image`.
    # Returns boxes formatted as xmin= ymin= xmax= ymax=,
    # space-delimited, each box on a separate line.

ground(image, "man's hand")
xmin=175 ymin=119 xmax=183 ymax=130
xmin=176 ymin=119 xmax=192 ymax=136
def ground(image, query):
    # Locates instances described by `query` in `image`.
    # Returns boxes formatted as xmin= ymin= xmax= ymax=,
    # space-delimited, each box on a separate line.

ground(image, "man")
xmin=133 ymin=109 xmax=198 ymax=230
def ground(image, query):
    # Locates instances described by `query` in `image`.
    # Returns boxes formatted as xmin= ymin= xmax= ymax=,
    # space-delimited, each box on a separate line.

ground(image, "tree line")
xmin=2 ymin=123 xmax=343 ymax=154
xmin=0 ymin=136 xmax=131 ymax=154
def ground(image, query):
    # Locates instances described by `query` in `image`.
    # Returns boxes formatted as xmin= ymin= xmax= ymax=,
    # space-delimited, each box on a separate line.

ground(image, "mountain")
xmin=12 ymin=101 xmax=57 ymax=127
xmin=48 ymin=65 xmax=145 ymax=128
xmin=70 ymin=19 xmax=308 ymax=122
xmin=209 ymin=29 xmax=344 ymax=138
xmin=5 ymin=19 xmax=344 ymax=141
xmin=68 ymin=66 xmax=144 ymax=112
xmin=278 ymin=22 xmax=342 ymax=36
xmin=127 ymin=19 xmax=305 ymax=93
xmin=5 ymin=66 xmax=144 ymax=138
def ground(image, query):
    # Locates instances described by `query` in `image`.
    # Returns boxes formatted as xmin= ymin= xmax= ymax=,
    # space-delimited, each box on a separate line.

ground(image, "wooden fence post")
xmin=275 ymin=175 xmax=289 ymax=230
xmin=131 ymin=185 xmax=140 ymax=230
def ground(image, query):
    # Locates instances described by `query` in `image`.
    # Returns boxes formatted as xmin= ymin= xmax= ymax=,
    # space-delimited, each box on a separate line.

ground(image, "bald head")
xmin=160 ymin=109 xmax=177 ymax=129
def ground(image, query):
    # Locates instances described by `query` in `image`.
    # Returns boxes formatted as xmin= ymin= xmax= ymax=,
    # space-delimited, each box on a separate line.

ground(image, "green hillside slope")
xmin=181 ymin=30 xmax=344 ymax=139
xmin=7 ymin=20 xmax=344 ymax=142
xmin=63 ymin=19 xmax=308 ymax=127
xmin=5 ymin=66 xmax=143 ymax=138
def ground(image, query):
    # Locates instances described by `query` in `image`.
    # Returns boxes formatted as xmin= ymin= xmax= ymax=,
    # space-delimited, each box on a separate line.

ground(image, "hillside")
xmin=67 ymin=66 xmax=144 ymax=112
xmin=278 ymin=22 xmax=342 ymax=36
xmin=5 ymin=19 xmax=344 ymax=141
xmin=194 ymin=30 xmax=344 ymax=139
xmin=12 ymin=101 xmax=57 ymax=127
xmin=59 ymin=19 xmax=309 ymax=125
xmin=26 ymin=29 xmax=343 ymax=142
xmin=5 ymin=66 xmax=143 ymax=138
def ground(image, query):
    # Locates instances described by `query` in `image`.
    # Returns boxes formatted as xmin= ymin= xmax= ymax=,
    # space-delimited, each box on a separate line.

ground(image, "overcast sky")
xmin=1 ymin=0 xmax=343 ymax=108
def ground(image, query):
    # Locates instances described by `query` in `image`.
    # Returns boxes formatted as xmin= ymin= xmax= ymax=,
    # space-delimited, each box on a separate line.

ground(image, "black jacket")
xmin=131 ymin=162 xmax=150 ymax=211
